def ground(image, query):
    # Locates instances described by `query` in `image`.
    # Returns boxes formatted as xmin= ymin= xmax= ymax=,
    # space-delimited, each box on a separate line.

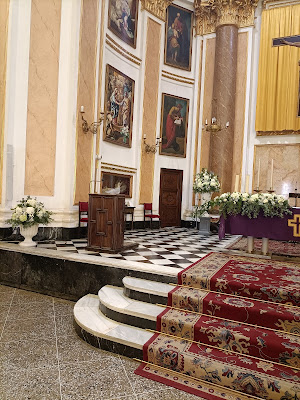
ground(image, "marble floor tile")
xmin=11 ymin=289 xmax=53 ymax=305
xmin=55 ymin=313 xmax=77 ymax=338
xmin=0 ymin=290 xmax=15 ymax=306
xmin=0 ymin=304 xmax=10 ymax=323
xmin=53 ymin=298 xmax=75 ymax=317
xmin=57 ymin=335 xmax=114 ymax=365
xmin=136 ymin=388 xmax=202 ymax=400
xmin=1 ymin=316 xmax=56 ymax=342
xmin=7 ymin=301 xmax=54 ymax=321
xmin=60 ymin=358 xmax=136 ymax=400
xmin=23 ymin=367 xmax=61 ymax=400
xmin=0 ymin=337 xmax=58 ymax=369
xmin=0 ymin=284 xmax=15 ymax=293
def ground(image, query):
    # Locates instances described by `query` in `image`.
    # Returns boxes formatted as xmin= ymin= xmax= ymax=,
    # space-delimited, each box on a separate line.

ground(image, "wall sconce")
xmin=143 ymin=134 xmax=162 ymax=153
xmin=80 ymin=106 xmax=104 ymax=135
xmin=204 ymin=117 xmax=229 ymax=132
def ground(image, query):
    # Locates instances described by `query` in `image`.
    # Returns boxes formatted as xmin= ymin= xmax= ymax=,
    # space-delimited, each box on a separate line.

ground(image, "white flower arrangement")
xmin=213 ymin=192 xmax=291 ymax=219
xmin=7 ymin=196 xmax=53 ymax=227
xmin=193 ymin=168 xmax=221 ymax=194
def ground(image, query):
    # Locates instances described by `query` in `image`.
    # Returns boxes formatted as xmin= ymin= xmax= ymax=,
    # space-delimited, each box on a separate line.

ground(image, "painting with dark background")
xmin=160 ymin=93 xmax=189 ymax=158
xmin=101 ymin=172 xmax=132 ymax=197
xmin=165 ymin=4 xmax=193 ymax=71
xmin=104 ymin=65 xmax=134 ymax=148
xmin=108 ymin=0 xmax=138 ymax=48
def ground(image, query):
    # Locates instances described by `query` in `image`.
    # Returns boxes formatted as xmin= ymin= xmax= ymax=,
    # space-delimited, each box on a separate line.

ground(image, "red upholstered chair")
xmin=144 ymin=203 xmax=160 ymax=229
xmin=79 ymin=202 xmax=89 ymax=227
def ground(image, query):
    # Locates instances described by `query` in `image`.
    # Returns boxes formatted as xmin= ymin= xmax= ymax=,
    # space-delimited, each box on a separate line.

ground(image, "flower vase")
xmin=200 ymin=192 xmax=212 ymax=217
xmin=19 ymin=225 xmax=39 ymax=247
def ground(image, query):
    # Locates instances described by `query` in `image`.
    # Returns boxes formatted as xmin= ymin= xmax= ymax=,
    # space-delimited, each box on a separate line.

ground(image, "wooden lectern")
xmin=87 ymin=194 xmax=137 ymax=253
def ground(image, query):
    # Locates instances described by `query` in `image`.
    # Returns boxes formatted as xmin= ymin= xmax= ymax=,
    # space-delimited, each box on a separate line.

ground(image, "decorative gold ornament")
xmin=140 ymin=0 xmax=174 ymax=21
xmin=194 ymin=0 xmax=258 ymax=35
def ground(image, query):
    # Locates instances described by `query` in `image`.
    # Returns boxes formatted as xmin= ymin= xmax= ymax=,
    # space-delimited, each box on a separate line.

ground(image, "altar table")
xmin=219 ymin=208 xmax=300 ymax=254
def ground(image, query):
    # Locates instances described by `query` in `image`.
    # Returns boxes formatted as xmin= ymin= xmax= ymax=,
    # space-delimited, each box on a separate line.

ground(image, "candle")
xmin=234 ymin=174 xmax=239 ymax=192
xmin=80 ymin=105 xmax=84 ymax=112
xmin=205 ymin=119 xmax=208 ymax=125
xmin=257 ymin=159 xmax=261 ymax=189
xmin=245 ymin=175 xmax=250 ymax=193
xmin=270 ymin=159 xmax=274 ymax=190
xmin=143 ymin=133 xmax=146 ymax=139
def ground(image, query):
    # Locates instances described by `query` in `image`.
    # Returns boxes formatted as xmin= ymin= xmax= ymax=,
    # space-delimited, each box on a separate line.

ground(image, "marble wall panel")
xmin=232 ymin=32 xmax=248 ymax=192
xmin=74 ymin=0 xmax=99 ymax=204
xmin=25 ymin=0 xmax=62 ymax=196
xmin=0 ymin=0 xmax=10 ymax=203
xmin=139 ymin=18 xmax=161 ymax=204
xmin=253 ymin=144 xmax=300 ymax=198
xmin=200 ymin=38 xmax=215 ymax=170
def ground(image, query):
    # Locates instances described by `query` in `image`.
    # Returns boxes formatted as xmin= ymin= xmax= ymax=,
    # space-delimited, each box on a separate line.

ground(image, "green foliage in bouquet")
xmin=7 ymin=196 xmax=53 ymax=227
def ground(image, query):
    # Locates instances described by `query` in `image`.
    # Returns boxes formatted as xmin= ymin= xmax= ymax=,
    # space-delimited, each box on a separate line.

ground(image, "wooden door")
xmin=159 ymin=169 xmax=183 ymax=227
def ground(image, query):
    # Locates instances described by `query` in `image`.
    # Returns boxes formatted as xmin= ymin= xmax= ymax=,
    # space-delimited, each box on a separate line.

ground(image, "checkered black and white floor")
xmin=34 ymin=228 xmax=240 ymax=269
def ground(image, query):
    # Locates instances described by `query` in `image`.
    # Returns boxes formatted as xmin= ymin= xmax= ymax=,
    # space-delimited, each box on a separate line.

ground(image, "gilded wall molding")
xmin=101 ymin=162 xmax=137 ymax=174
xmin=106 ymin=34 xmax=142 ymax=65
xmin=194 ymin=0 xmax=258 ymax=35
xmin=257 ymin=130 xmax=300 ymax=136
xmin=140 ymin=0 xmax=173 ymax=21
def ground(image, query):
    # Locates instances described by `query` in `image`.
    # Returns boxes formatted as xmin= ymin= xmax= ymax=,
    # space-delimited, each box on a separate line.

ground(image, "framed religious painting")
xmin=103 ymin=64 xmax=135 ymax=148
xmin=164 ymin=4 xmax=193 ymax=71
xmin=101 ymin=171 xmax=132 ymax=198
xmin=159 ymin=93 xmax=189 ymax=158
xmin=108 ymin=0 xmax=138 ymax=48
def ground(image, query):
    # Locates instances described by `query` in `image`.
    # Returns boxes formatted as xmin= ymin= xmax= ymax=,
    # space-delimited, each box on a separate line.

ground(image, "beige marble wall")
xmin=0 ymin=0 xmax=10 ymax=203
xmin=24 ymin=0 xmax=62 ymax=196
xmin=200 ymin=38 xmax=215 ymax=171
xmin=139 ymin=18 xmax=161 ymax=204
xmin=74 ymin=0 xmax=99 ymax=204
xmin=253 ymin=144 xmax=300 ymax=197
xmin=231 ymin=32 xmax=248 ymax=192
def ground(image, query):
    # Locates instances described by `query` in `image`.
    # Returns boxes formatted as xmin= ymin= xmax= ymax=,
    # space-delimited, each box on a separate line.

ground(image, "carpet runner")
xmin=227 ymin=237 xmax=300 ymax=257
xmin=135 ymin=252 xmax=300 ymax=400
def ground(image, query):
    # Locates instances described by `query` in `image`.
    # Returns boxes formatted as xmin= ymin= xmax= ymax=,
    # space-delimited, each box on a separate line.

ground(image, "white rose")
xmin=27 ymin=198 xmax=36 ymax=207
xmin=37 ymin=210 xmax=44 ymax=218
xmin=19 ymin=214 xmax=27 ymax=222
xmin=26 ymin=207 xmax=35 ymax=215
xmin=15 ymin=207 xmax=23 ymax=215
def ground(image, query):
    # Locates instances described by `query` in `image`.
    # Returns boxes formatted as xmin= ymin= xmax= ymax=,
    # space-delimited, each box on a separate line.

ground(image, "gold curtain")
xmin=256 ymin=5 xmax=300 ymax=134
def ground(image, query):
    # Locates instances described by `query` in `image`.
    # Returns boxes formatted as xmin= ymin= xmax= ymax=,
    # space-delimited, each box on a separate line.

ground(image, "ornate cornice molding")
xmin=140 ymin=0 xmax=174 ymax=21
xmin=194 ymin=0 xmax=258 ymax=35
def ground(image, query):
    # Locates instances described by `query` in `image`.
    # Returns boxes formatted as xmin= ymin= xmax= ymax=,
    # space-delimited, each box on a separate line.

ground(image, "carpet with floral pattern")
xmin=227 ymin=237 xmax=300 ymax=257
xmin=135 ymin=252 xmax=300 ymax=400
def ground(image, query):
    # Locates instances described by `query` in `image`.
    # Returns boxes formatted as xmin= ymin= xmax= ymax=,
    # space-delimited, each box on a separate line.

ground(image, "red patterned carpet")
xmin=135 ymin=252 xmax=300 ymax=400
xmin=228 ymin=237 xmax=300 ymax=257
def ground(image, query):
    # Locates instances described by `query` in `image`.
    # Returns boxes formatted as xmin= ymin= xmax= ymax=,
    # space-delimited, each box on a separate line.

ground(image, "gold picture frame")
xmin=101 ymin=171 xmax=133 ymax=198
xmin=159 ymin=93 xmax=189 ymax=158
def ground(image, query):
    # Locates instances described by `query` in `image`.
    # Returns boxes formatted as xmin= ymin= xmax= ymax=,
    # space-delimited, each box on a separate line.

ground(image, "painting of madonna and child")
xmin=165 ymin=4 xmax=193 ymax=71
xmin=159 ymin=93 xmax=189 ymax=158
xmin=108 ymin=0 xmax=138 ymax=48
xmin=104 ymin=65 xmax=134 ymax=148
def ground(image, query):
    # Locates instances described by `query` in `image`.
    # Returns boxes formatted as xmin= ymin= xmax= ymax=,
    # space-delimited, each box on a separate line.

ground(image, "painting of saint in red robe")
xmin=160 ymin=94 xmax=189 ymax=158
xmin=165 ymin=4 xmax=193 ymax=71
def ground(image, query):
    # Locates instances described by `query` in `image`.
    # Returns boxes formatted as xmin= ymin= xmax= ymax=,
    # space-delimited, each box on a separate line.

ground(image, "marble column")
xmin=209 ymin=24 xmax=238 ymax=193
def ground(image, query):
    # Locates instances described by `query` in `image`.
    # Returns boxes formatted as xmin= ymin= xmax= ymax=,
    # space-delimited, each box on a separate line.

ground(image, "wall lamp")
xmin=204 ymin=117 xmax=229 ymax=132
xmin=143 ymin=134 xmax=162 ymax=153
xmin=80 ymin=106 xmax=104 ymax=135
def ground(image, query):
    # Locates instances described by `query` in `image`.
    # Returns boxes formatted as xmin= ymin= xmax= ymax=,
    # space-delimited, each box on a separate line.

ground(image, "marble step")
xmin=122 ymin=276 xmax=172 ymax=305
xmin=98 ymin=285 xmax=161 ymax=330
xmin=73 ymin=293 xmax=152 ymax=358
xmin=97 ymin=286 xmax=300 ymax=366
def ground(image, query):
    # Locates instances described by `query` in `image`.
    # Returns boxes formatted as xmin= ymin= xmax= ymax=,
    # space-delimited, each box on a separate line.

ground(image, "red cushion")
xmin=145 ymin=214 xmax=160 ymax=218
xmin=80 ymin=217 xmax=88 ymax=222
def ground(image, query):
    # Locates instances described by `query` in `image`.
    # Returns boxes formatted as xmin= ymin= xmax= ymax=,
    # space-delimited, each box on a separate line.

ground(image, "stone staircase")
xmin=74 ymin=275 xmax=300 ymax=399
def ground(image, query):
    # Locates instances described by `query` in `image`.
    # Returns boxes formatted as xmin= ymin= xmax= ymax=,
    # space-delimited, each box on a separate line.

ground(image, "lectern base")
xmin=86 ymin=240 xmax=139 ymax=254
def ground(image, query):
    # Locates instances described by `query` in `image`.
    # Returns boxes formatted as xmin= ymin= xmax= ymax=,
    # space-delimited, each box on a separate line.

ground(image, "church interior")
xmin=0 ymin=0 xmax=300 ymax=399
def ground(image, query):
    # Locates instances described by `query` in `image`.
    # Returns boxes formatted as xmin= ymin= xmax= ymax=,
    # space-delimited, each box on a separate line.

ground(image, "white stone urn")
xmin=19 ymin=225 xmax=39 ymax=247
xmin=200 ymin=192 xmax=212 ymax=217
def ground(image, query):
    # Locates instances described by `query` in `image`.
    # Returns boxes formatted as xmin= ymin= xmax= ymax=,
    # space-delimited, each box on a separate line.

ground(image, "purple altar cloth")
xmin=219 ymin=207 xmax=300 ymax=241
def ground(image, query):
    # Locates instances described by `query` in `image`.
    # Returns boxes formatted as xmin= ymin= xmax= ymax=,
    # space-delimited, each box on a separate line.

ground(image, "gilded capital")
xmin=194 ymin=0 xmax=258 ymax=35
xmin=140 ymin=0 xmax=174 ymax=21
